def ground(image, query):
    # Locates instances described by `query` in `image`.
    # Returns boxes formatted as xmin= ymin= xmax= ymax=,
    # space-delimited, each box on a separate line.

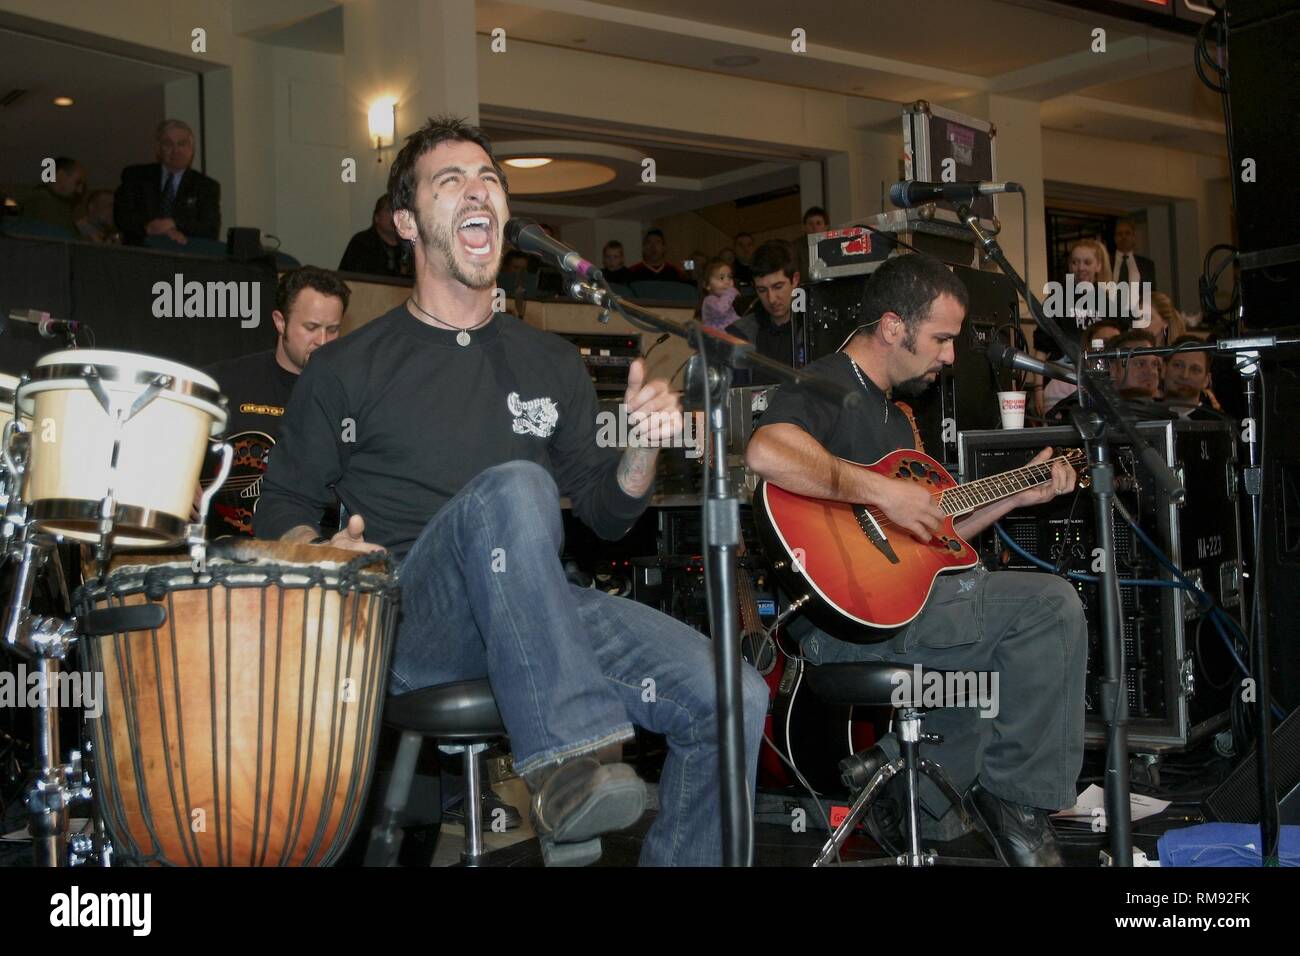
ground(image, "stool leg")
xmin=364 ymin=730 xmax=422 ymax=867
xmin=462 ymin=744 xmax=486 ymax=866
xmin=899 ymin=710 xmax=924 ymax=867
xmin=812 ymin=760 xmax=903 ymax=867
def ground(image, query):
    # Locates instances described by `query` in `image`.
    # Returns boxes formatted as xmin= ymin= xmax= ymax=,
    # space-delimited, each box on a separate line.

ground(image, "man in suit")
xmin=1112 ymin=219 xmax=1157 ymax=294
xmin=114 ymin=119 xmax=221 ymax=245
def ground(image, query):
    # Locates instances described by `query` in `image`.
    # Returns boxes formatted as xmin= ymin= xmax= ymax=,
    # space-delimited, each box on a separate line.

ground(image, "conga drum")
xmin=76 ymin=540 xmax=399 ymax=865
xmin=16 ymin=350 xmax=228 ymax=547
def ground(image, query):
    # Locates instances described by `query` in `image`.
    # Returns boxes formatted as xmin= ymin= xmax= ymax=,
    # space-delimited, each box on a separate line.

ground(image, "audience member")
xmin=1039 ymin=318 xmax=1122 ymax=414
xmin=3 ymin=156 xmax=85 ymax=233
xmin=718 ymin=247 xmax=736 ymax=267
xmin=1109 ymin=329 xmax=1161 ymax=399
xmin=802 ymin=206 xmax=828 ymax=234
xmin=626 ymin=228 xmax=693 ymax=285
xmin=699 ymin=258 xmax=743 ymax=330
xmin=1163 ymin=334 xmax=1222 ymax=417
xmin=1036 ymin=237 xmax=1114 ymax=358
xmin=114 ymin=119 xmax=220 ymax=245
xmin=339 ymin=194 xmax=404 ymax=276
xmin=76 ymin=188 xmax=121 ymax=243
xmin=1112 ymin=218 xmax=1157 ymax=293
xmin=730 ymin=239 xmax=801 ymax=384
xmin=1148 ymin=291 xmax=1186 ymax=347
xmin=732 ymin=231 xmax=756 ymax=284
xmin=1047 ymin=328 xmax=1171 ymax=423
xmin=602 ymin=240 xmax=633 ymax=284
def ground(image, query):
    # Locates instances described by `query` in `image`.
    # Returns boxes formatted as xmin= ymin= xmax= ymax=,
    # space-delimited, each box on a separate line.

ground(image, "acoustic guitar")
xmin=200 ymin=430 xmax=273 ymax=539
xmin=199 ymin=430 xmax=341 ymax=541
xmin=754 ymin=447 xmax=1087 ymax=640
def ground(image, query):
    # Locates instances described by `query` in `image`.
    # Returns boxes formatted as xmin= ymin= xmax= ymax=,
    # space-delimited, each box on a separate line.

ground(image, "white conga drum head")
xmin=16 ymin=349 xmax=228 ymax=546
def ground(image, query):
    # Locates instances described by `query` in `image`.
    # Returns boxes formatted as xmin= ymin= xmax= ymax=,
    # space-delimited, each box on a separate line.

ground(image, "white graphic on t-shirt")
xmin=507 ymin=392 xmax=559 ymax=438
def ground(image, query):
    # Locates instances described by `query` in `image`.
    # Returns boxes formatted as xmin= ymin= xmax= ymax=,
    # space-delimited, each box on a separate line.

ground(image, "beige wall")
xmin=1 ymin=2 xmax=1235 ymax=299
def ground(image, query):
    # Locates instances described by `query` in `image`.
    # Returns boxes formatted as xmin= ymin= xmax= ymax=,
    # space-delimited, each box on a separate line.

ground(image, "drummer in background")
xmin=204 ymin=266 xmax=349 ymax=440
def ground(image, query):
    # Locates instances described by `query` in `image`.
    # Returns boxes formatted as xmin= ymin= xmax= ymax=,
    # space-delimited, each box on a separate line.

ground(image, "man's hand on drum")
xmin=326 ymin=514 xmax=385 ymax=554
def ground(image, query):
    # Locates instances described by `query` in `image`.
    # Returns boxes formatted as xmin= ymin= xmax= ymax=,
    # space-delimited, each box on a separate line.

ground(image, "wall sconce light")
xmin=368 ymin=97 xmax=397 ymax=160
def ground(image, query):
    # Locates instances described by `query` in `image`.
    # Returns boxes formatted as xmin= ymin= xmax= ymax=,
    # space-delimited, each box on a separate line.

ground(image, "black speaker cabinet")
xmin=1226 ymin=0 xmax=1300 ymax=329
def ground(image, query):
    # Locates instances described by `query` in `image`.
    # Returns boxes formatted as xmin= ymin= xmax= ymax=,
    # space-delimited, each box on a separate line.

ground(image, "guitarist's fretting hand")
xmin=1009 ymin=446 xmax=1077 ymax=507
xmin=875 ymin=477 xmax=945 ymax=543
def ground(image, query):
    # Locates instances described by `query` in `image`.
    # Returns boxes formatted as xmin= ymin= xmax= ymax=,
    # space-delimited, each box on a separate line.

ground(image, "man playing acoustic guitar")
xmin=745 ymin=253 xmax=1087 ymax=866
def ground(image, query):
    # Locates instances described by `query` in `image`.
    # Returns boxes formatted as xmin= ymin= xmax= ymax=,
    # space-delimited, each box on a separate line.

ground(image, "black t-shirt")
xmin=733 ymin=309 xmax=804 ymax=386
xmin=338 ymin=226 xmax=403 ymax=277
xmin=204 ymin=349 xmax=298 ymax=441
xmin=253 ymin=305 xmax=650 ymax=556
xmin=758 ymin=351 xmax=915 ymax=464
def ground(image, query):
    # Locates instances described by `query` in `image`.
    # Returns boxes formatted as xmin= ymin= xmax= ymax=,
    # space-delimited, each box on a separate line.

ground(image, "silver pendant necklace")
xmin=848 ymin=357 xmax=888 ymax=424
xmin=409 ymin=296 xmax=493 ymax=347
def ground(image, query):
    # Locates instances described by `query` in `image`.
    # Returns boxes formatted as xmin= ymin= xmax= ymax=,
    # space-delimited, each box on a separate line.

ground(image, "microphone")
xmin=890 ymin=180 xmax=1022 ymax=209
xmin=505 ymin=218 xmax=602 ymax=281
xmin=7 ymin=308 xmax=81 ymax=339
xmin=987 ymin=341 xmax=1078 ymax=385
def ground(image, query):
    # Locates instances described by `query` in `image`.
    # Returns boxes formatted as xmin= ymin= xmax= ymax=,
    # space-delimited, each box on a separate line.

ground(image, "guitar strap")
xmin=893 ymin=400 xmax=926 ymax=454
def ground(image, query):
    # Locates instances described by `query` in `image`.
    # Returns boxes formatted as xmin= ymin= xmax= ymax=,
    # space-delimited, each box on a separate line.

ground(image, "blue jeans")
xmin=390 ymin=461 xmax=769 ymax=866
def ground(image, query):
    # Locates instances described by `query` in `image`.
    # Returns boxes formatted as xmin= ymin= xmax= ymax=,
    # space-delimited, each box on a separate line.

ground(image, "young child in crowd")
xmin=699 ymin=257 xmax=742 ymax=330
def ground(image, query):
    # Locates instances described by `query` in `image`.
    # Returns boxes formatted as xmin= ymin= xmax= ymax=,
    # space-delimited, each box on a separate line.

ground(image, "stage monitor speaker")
xmin=1259 ymin=353 xmax=1300 ymax=712
xmin=1225 ymin=0 xmax=1300 ymax=329
xmin=1204 ymin=704 xmax=1300 ymax=825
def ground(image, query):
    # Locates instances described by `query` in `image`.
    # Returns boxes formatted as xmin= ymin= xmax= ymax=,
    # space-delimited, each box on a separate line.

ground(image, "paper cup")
xmin=998 ymin=391 xmax=1027 ymax=429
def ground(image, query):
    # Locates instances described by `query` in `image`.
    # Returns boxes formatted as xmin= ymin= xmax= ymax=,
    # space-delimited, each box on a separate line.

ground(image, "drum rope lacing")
xmin=73 ymin=548 xmax=400 ymax=867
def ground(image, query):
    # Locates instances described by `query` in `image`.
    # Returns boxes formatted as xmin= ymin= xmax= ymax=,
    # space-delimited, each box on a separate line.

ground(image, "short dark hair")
xmin=275 ymin=266 xmax=351 ymax=317
xmin=387 ymin=115 xmax=508 ymax=227
xmin=734 ymin=231 xmax=753 ymax=242
xmin=603 ymin=240 xmax=623 ymax=252
xmin=1169 ymin=333 xmax=1210 ymax=355
xmin=803 ymin=205 xmax=828 ymax=223
xmin=1081 ymin=318 xmax=1123 ymax=348
xmin=53 ymin=156 xmax=79 ymax=174
xmin=372 ymin=193 xmax=391 ymax=217
xmin=860 ymin=254 xmax=969 ymax=341
xmin=644 ymin=228 xmax=665 ymax=242
xmin=1112 ymin=328 xmax=1156 ymax=351
xmin=751 ymin=239 xmax=796 ymax=281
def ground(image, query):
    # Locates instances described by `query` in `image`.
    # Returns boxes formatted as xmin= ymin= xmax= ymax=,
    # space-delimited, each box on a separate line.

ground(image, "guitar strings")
xmin=856 ymin=456 xmax=1075 ymax=534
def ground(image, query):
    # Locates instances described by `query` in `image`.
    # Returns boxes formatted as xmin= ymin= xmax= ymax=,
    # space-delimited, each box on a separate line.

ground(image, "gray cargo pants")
xmin=794 ymin=566 xmax=1087 ymax=815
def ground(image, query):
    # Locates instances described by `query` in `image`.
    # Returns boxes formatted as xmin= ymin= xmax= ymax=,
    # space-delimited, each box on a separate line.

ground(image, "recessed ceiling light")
xmin=52 ymin=96 xmax=74 ymax=107
xmin=505 ymin=157 xmax=553 ymax=168
xmin=714 ymin=54 xmax=759 ymax=68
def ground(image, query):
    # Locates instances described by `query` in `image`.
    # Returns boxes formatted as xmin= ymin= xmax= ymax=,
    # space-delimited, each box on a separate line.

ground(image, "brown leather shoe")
xmin=527 ymin=757 xmax=647 ymax=866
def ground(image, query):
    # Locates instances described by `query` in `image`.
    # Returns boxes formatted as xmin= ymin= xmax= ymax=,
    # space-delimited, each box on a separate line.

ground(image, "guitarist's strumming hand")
xmin=875 ymin=475 xmax=945 ymax=543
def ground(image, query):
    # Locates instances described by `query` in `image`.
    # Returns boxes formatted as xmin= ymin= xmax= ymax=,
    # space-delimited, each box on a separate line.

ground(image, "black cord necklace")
xmin=409 ymin=295 xmax=494 ymax=346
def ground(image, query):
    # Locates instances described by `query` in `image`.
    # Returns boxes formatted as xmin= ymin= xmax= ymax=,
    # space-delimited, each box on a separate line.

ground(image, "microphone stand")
xmin=956 ymin=204 xmax=1186 ymax=867
xmin=567 ymin=278 xmax=858 ymax=866
xmin=1088 ymin=332 xmax=1300 ymax=866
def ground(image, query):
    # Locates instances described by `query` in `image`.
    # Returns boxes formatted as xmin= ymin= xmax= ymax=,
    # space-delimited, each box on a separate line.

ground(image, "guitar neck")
xmin=939 ymin=456 xmax=1073 ymax=517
